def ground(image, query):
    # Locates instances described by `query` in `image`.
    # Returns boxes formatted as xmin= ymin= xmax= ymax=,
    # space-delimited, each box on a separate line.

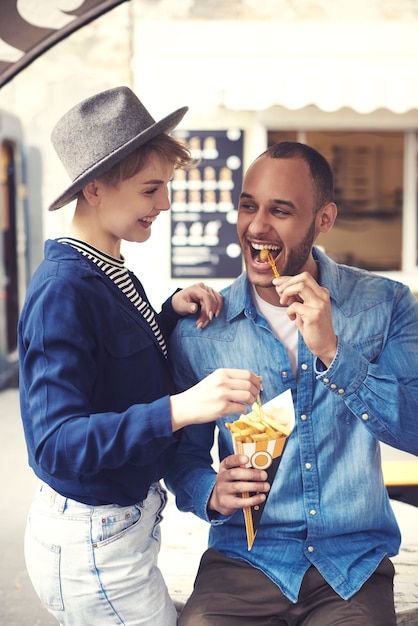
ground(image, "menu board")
xmin=170 ymin=129 xmax=244 ymax=279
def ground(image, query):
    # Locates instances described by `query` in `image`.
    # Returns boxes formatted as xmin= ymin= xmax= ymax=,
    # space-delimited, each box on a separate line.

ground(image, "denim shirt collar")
xmin=225 ymin=246 xmax=339 ymax=322
xmin=226 ymin=272 xmax=257 ymax=322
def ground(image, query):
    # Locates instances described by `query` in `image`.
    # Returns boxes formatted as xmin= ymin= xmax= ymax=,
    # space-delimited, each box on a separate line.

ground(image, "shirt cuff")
xmin=315 ymin=338 xmax=369 ymax=397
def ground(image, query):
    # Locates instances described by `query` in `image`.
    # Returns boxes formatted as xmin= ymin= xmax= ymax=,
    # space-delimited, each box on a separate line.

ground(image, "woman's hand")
xmin=170 ymin=368 xmax=262 ymax=431
xmin=171 ymin=283 xmax=223 ymax=329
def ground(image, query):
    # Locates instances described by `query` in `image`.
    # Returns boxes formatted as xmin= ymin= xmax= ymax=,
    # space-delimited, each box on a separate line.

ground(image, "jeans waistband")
xmin=36 ymin=482 xmax=89 ymax=512
xmin=35 ymin=481 xmax=162 ymax=513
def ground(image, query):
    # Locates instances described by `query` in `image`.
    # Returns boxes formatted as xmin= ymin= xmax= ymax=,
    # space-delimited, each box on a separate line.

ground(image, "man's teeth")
xmin=252 ymin=243 xmax=279 ymax=252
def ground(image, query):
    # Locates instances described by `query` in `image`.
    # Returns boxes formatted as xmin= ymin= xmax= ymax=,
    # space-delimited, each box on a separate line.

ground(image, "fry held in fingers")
xmin=170 ymin=368 xmax=262 ymax=431
xmin=260 ymin=248 xmax=280 ymax=279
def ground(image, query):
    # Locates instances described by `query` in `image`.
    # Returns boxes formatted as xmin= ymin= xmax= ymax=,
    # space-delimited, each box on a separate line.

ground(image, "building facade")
xmin=0 ymin=0 xmax=418 ymax=309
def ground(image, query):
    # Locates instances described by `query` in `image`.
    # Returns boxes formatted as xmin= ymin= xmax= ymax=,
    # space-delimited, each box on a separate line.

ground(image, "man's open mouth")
xmin=250 ymin=242 xmax=280 ymax=263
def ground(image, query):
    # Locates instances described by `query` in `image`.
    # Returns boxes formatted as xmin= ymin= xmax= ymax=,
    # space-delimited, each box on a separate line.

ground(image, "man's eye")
xmin=239 ymin=203 xmax=256 ymax=211
xmin=272 ymin=208 xmax=289 ymax=216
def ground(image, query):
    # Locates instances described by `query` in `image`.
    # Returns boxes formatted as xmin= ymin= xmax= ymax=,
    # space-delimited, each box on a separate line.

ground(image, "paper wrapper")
xmin=230 ymin=389 xmax=295 ymax=550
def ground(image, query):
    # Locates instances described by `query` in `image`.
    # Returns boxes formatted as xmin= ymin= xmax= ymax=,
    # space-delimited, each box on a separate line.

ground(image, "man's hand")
xmin=208 ymin=454 xmax=270 ymax=517
xmin=171 ymin=283 xmax=223 ymax=329
xmin=273 ymin=272 xmax=337 ymax=367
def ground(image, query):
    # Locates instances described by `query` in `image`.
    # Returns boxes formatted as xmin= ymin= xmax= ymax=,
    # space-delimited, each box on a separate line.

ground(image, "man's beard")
xmin=281 ymin=218 xmax=317 ymax=277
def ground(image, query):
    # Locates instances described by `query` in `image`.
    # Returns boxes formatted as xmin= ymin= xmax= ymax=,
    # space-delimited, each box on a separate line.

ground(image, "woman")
xmin=18 ymin=86 xmax=261 ymax=626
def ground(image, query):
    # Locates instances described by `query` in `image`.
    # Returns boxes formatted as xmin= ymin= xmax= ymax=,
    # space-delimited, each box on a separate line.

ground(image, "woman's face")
xmin=94 ymin=152 xmax=174 ymax=247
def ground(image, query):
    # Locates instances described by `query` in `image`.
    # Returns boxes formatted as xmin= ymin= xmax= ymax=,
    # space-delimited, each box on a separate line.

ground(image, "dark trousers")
xmin=179 ymin=548 xmax=397 ymax=626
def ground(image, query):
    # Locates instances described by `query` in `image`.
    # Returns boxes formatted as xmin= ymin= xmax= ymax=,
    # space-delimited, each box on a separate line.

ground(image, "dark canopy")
xmin=0 ymin=0 xmax=128 ymax=88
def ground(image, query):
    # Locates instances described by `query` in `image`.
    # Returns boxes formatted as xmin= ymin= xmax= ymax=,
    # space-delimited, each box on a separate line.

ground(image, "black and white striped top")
xmin=57 ymin=237 xmax=168 ymax=357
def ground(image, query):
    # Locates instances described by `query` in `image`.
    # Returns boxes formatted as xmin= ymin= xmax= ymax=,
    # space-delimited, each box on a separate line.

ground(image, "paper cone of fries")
xmin=226 ymin=389 xmax=295 ymax=550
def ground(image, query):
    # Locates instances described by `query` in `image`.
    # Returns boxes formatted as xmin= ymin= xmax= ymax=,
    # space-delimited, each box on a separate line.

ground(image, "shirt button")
xmin=281 ymin=371 xmax=288 ymax=378
xmin=308 ymin=545 xmax=314 ymax=553
xmin=309 ymin=509 xmax=317 ymax=516
xmin=305 ymin=462 xmax=312 ymax=470
xmin=338 ymin=388 xmax=345 ymax=394
xmin=301 ymin=363 xmax=308 ymax=371
xmin=300 ymin=414 xmax=307 ymax=421
xmin=362 ymin=413 xmax=369 ymax=421
xmin=323 ymin=377 xmax=329 ymax=383
xmin=330 ymin=383 xmax=337 ymax=389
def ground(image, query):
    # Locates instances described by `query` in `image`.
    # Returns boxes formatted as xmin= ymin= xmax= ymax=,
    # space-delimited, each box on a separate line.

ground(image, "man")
xmin=165 ymin=141 xmax=418 ymax=626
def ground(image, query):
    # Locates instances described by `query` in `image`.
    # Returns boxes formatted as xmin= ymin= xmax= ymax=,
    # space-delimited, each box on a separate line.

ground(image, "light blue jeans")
xmin=24 ymin=482 xmax=177 ymax=626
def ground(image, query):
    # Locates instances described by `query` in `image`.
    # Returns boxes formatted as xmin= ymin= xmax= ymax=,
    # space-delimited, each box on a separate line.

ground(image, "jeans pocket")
xmin=92 ymin=503 xmax=143 ymax=545
xmin=24 ymin=519 xmax=63 ymax=611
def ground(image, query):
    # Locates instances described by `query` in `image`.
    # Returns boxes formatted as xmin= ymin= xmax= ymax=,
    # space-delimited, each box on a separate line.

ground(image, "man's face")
xmin=237 ymin=155 xmax=322 ymax=303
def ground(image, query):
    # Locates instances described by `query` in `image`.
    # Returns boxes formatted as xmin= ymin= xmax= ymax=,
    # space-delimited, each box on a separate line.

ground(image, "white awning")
xmin=133 ymin=20 xmax=418 ymax=115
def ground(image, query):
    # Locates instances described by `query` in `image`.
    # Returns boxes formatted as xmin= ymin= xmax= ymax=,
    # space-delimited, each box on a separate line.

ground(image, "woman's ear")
xmin=82 ymin=180 xmax=100 ymax=206
xmin=317 ymin=202 xmax=338 ymax=234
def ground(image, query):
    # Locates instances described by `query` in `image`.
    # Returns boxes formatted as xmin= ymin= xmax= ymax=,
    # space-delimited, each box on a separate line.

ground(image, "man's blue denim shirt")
xmin=165 ymin=247 xmax=418 ymax=602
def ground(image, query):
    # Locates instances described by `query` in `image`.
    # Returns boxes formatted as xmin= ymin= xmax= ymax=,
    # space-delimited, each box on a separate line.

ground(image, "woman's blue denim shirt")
xmin=18 ymin=240 xmax=181 ymax=506
xmin=166 ymin=247 xmax=418 ymax=602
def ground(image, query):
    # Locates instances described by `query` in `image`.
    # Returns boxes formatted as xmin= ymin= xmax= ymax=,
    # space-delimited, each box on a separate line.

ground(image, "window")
xmin=268 ymin=130 xmax=404 ymax=272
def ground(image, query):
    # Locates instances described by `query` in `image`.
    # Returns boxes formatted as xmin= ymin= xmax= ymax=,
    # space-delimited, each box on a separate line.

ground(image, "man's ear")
xmin=82 ymin=180 xmax=100 ymax=206
xmin=316 ymin=202 xmax=337 ymax=234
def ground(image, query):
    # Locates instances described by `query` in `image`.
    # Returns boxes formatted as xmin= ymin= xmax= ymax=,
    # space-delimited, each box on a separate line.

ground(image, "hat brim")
xmin=48 ymin=106 xmax=188 ymax=211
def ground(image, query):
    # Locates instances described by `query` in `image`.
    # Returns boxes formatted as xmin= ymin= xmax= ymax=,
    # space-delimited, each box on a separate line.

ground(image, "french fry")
xmin=250 ymin=433 xmax=269 ymax=442
xmin=238 ymin=418 xmax=266 ymax=432
xmin=226 ymin=401 xmax=291 ymax=442
xmin=265 ymin=425 xmax=280 ymax=438
xmin=262 ymin=413 xmax=292 ymax=437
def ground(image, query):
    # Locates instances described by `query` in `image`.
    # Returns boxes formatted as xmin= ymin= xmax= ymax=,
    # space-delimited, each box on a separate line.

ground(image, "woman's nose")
xmin=156 ymin=187 xmax=171 ymax=211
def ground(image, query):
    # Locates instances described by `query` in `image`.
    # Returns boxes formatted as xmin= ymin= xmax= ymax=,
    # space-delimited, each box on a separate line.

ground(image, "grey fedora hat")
xmin=49 ymin=86 xmax=188 ymax=210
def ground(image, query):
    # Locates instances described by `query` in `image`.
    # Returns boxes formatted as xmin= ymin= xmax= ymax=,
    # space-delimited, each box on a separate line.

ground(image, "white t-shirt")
xmin=252 ymin=286 xmax=298 ymax=378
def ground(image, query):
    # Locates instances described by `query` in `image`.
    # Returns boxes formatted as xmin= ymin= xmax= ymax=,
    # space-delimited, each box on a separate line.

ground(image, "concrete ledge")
xmin=161 ymin=495 xmax=418 ymax=624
